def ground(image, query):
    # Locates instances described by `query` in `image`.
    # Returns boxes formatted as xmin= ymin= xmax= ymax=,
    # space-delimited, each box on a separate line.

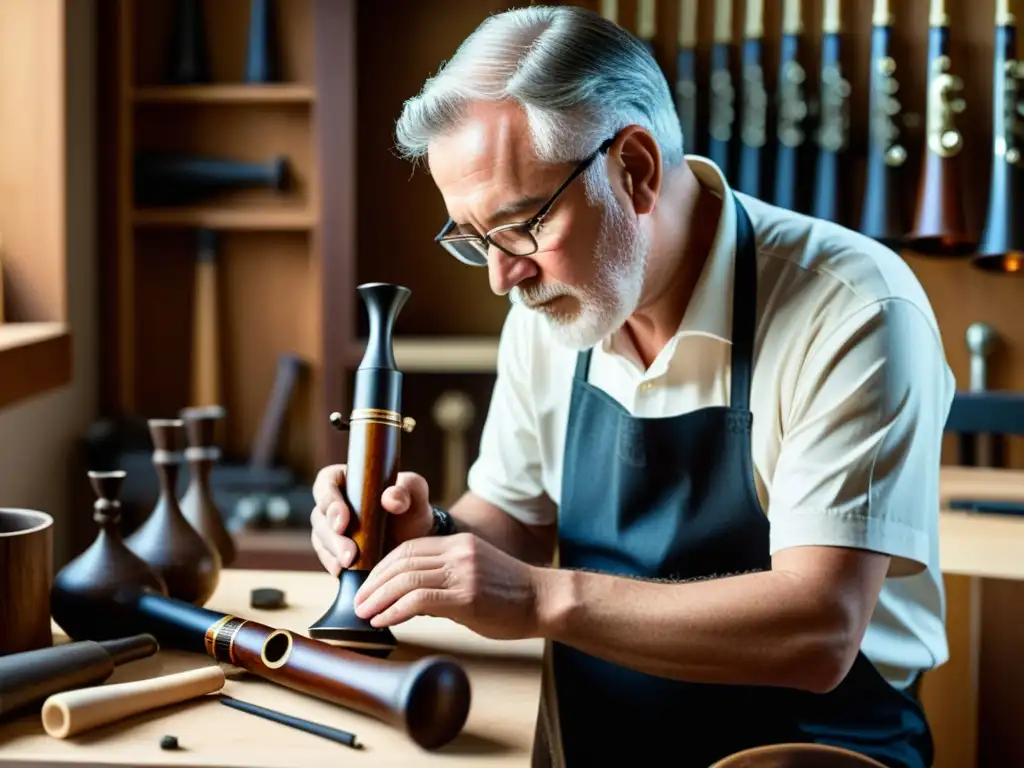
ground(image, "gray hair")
xmin=393 ymin=4 xmax=684 ymax=185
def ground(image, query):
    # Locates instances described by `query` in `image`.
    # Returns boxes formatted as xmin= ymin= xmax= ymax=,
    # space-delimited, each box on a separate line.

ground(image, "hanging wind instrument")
xmin=708 ymin=0 xmax=737 ymax=179
xmin=773 ymin=0 xmax=811 ymax=211
xmin=905 ymin=0 xmax=974 ymax=255
xmin=674 ymin=0 xmax=699 ymax=151
xmin=600 ymin=0 xmax=617 ymax=24
xmin=637 ymin=0 xmax=657 ymax=55
xmin=811 ymin=0 xmax=851 ymax=224
xmin=859 ymin=0 xmax=909 ymax=247
xmin=974 ymin=0 xmax=1024 ymax=273
xmin=736 ymin=0 xmax=767 ymax=198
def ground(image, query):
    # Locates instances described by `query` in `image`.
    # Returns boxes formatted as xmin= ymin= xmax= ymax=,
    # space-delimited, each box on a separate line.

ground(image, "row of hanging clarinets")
xmin=601 ymin=0 xmax=1024 ymax=273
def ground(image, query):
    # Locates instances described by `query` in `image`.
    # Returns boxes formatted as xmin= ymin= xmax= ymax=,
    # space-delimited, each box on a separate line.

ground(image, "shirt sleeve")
xmin=767 ymin=297 xmax=955 ymax=577
xmin=466 ymin=307 xmax=557 ymax=527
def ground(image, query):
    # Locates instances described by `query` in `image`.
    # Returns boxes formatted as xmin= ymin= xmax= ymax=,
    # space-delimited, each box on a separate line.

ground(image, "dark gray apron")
xmin=532 ymin=196 xmax=933 ymax=768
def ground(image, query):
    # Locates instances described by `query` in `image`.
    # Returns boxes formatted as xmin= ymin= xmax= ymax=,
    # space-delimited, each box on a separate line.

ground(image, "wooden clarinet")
xmin=811 ymin=0 xmax=851 ymax=224
xmin=117 ymin=590 xmax=470 ymax=750
xmin=674 ymin=1 xmax=699 ymax=151
xmin=736 ymin=0 xmax=767 ymax=198
xmin=905 ymin=0 xmax=974 ymax=255
xmin=859 ymin=0 xmax=909 ymax=247
xmin=308 ymin=283 xmax=415 ymax=658
xmin=707 ymin=0 xmax=737 ymax=179
xmin=974 ymin=0 xmax=1024 ymax=273
xmin=773 ymin=0 xmax=812 ymax=212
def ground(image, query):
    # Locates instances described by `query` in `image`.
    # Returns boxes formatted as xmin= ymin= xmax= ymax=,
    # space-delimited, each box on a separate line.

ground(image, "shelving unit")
xmin=99 ymin=0 xmax=328 ymax=481
xmin=98 ymin=0 xmax=516 ymax=486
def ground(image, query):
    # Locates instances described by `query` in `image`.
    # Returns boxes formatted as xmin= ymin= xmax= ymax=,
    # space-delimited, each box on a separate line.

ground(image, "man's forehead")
xmin=427 ymin=102 xmax=534 ymax=185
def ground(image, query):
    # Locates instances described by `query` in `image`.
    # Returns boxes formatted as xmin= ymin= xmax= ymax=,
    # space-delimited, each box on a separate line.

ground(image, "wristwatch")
xmin=430 ymin=505 xmax=457 ymax=536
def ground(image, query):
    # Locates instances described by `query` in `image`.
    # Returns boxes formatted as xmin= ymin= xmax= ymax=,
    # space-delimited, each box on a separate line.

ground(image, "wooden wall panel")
xmin=354 ymin=0 xmax=517 ymax=340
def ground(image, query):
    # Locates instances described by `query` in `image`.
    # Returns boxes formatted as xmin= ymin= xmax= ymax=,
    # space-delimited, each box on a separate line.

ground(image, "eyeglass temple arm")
xmin=528 ymin=137 xmax=616 ymax=226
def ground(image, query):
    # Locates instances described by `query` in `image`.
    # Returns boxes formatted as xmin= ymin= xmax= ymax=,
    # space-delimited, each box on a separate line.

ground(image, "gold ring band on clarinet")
xmin=349 ymin=409 xmax=417 ymax=433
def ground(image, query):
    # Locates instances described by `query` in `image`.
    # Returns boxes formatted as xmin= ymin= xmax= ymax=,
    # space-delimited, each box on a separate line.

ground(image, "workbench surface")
xmin=0 ymin=569 xmax=544 ymax=767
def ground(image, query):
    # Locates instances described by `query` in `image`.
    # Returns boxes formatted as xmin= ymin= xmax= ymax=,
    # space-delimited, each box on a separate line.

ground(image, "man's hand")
xmin=309 ymin=464 xmax=435 ymax=577
xmin=352 ymin=533 xmax=545 ymax=641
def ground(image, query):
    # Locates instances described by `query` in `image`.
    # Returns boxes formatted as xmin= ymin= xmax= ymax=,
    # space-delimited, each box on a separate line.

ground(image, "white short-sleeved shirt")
xmin=467 ymin=155 xmax=955 ymax=688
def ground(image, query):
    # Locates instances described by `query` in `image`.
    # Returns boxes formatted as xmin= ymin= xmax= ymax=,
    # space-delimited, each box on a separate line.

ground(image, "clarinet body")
xmin=860 ymin=0 xmax=909 ymax=247
xmin=128 ymin=589 xmax=470 ymax=750
xmin=773 ymin=0 xmax=811 ymax=212
xmin=975 ymin=0 xmax=1024 ymax=272
xmin=308 ymin=283 xmax=415 ymax=658
xmin=906 ymin=0 xmax=974 ymax=255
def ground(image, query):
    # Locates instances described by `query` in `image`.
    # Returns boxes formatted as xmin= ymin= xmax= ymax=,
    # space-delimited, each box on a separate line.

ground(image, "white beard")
xmin=510 ymin=178 xmax=650 ymax=349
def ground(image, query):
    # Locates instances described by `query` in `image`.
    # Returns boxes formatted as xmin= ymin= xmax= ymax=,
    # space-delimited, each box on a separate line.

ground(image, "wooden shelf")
xmin=100 ymin=0 xmax=341 ymax=481
xmin=133 ymin=207 xmax=316 ymax=230
xmin=133 ymin=84 xmax=316 ymax=105
xmin=0 ymin=323 xmax=72 ymax=411
xmin=348 ymin=336 xmax=500 ymax=373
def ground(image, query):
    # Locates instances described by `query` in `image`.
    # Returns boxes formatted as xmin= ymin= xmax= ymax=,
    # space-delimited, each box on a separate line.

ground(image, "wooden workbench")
xmin=0 ymin=569 xmax=544 ymax=767
xmin=922 ymin=466 xmax=1024 ymax=768
xmin=0 ymin=467 xmax=1020 ymax=767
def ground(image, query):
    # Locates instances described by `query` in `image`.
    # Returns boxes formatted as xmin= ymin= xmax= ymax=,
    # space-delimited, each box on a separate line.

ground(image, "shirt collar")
xmin=673 ymin=155 xmax=738 ymax=345
xmin=601 ymin=155 xmax=739 ymax=361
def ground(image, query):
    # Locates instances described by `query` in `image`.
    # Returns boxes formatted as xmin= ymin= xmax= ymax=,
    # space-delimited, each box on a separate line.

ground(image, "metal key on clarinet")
xmin=905 ymin=0 xmax=974 ymax=256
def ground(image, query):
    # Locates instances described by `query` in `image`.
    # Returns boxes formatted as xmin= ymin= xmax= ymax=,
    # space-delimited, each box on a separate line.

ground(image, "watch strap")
xmin=430 ymin=505 xmax=456 ymax=536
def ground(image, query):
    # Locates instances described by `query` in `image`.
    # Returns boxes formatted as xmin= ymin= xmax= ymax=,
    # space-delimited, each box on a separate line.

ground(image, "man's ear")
xmin=611 ymin=126 xmax=661 ymax=215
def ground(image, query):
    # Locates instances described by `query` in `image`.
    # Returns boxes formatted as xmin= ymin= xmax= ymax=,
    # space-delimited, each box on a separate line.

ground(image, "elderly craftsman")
xmin=309 ymin=6 xmax=953 ymax=767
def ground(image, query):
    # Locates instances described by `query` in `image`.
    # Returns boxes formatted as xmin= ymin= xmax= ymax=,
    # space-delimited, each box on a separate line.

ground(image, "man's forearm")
xmin=448 ymin=492 xmax=556 ymax=565
xmin=535 ymin=566 xmax=863 ymax=693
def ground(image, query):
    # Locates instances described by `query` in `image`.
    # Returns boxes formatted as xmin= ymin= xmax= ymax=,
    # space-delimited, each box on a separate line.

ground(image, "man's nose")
xmin=488 ymin=247 xmax=538 ymax=296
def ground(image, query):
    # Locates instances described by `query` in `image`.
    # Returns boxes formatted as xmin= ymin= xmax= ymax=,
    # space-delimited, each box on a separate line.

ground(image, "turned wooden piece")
xmin=41 ymin=665 xmax=225 ymax=739
xmin=0 ymin=508 xmax=53 ymax=655
xmin=51 ymin=471 xmax=168 ymax=641
xmin=0 ymin=634 xmax=158 ymax=720
xmin=179 ymin=405 xmax=236 ymax=566
xmin=431 ymin=390 xmax=475 ymax=508
xmin=124 ymin=419 xmax=221 ymax=605
xmin=710 ymin=743 xmax=888 ymax=768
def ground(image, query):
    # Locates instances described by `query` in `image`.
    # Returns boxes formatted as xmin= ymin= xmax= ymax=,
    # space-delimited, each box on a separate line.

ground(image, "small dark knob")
xmin=148 ymin=419 xmax=184 ymax=453
xmin=88 ymin=470 xmax=126 ymax=505
xmin=180 ymin=405 xmax=225 ymax=448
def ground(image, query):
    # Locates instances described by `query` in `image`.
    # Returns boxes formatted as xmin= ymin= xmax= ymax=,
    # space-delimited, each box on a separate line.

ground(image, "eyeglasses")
xmin=435 ymin=137 xmax=616 ymax=267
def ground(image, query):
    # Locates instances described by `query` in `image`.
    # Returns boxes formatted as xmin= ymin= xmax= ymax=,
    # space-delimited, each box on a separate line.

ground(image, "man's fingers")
xmin=354 ymin=554 xmax=448 ymax=607
xmin=354 ymin=566 xmax=448 ymax=620
xmin=312 ymin=464 xmax=347 ymax=510
xmin=311 ymin=529 xmax=341 ymax=578
xmin=355 ymin=536 xmax=458 ymax=602
xmin=325 ymin=499 xmax=350 ymax=536
xmin=395 ymin=472 xmax=430 ymax=507
xmin=309 ymin=506 xmax=357 ymax=568
xmin=381 ymin=485 xmax=411 ymax=515
xmin=370 ymin=589 xmax=454 ymax=628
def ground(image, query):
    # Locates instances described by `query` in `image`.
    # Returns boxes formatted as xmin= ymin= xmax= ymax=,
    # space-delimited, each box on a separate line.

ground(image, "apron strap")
xmin=729 ymin=196 xmax=758 ymax=412
xmin=573 ymin=348 xmax=593 ymax=381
